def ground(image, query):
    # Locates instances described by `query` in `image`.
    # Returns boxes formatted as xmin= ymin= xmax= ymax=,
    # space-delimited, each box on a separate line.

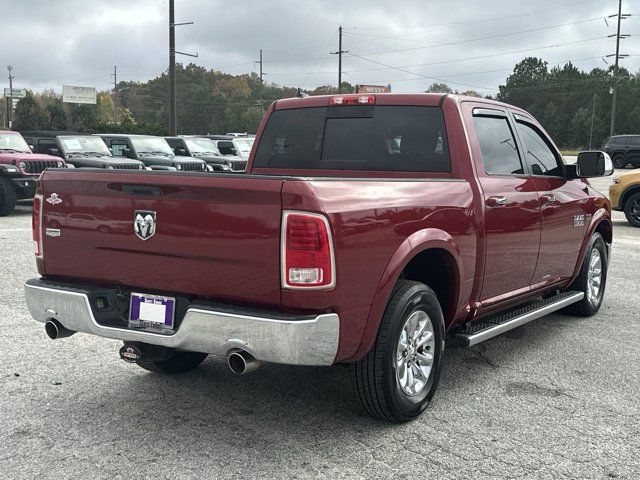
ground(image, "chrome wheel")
xmin=586 ymin=248 xmax=603 ymax=305
xmin=396 ymin=310 xmax=435 ymax=396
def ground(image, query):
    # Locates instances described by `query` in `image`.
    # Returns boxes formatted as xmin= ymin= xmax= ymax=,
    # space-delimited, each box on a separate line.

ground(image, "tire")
xmin=623 ymin=192 xmax=640 ymax=228
xmin=0 ymin=177 xmax=17 ymax=216
xmin=352 ymin=280 xmax=445 ymax=422
xmin=613 ymin=154 xmax=626 ymax=169
xmin=136 ymin=348 xmax=208 ymax=374
xmin=564 ymin=232 xmax=608 ymax=316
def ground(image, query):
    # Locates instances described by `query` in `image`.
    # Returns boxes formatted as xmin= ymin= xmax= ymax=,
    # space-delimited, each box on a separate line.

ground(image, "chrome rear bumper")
xmin=25 ymin=279 xmax=339 ymax=366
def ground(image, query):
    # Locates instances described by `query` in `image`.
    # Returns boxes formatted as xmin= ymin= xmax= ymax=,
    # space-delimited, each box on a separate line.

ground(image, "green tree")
xmin=12 ymin=91 xmax=48 ymax=130
xmin=68 ymin=104 xmax=97 ymax=132
xmin=426 ymin=82 xmax=452 ymax=93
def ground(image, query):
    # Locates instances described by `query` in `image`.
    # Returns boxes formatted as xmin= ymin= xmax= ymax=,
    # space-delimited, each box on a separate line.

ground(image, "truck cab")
xmin=0 ymin=130 xmax=66 ymax=215
xmin=97 ymin=134 xmax=207 ymax=172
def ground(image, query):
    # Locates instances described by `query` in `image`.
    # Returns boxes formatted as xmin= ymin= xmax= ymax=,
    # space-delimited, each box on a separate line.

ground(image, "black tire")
xmin=136 ymin=349 xmax=208 ymax=374
xmin=0 ymin=177 xmax=17 ymax=216
xmin=613 ymin=154 xmax=626 ymax=169
xmin=564 ymin=233 xmax=608 ymax=316
xmin=352 ymin=280 xmax=445 ymax=422
xmin=623 ymin=192 xmax=640 ymax=228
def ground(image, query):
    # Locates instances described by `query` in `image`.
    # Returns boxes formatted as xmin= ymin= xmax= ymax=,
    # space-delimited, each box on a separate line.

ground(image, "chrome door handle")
xmin=541 ymin=193 xmax=556 ymax=205
xmin=486 ymin=196 xmax=508 ymax=207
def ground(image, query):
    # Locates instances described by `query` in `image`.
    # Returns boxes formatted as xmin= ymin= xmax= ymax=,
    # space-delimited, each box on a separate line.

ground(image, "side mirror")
xmin=48 ymin=148 xmax=60 ymax=157
xmin=576 ymin=151 xmax=614 ymax=178
xmin=175 ymin=147 xmax=187 ymax=156
xmin=29 ymin=144 xmax=35 ymax=152
xmin=122 ymin=148 xmax=132 ymax=158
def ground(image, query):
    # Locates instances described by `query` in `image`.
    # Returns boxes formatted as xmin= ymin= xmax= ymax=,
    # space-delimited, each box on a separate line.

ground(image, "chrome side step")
xmin=452 ymin=291 xmax=584 ymax=347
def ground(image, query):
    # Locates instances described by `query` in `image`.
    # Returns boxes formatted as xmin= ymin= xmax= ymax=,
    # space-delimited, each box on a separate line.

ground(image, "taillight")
xmin=32 ymin=195 xmax=42 ymax=258
xmin=281 ymin=211 xmax=335 ymax=289
xmin=329 ymin=95 xmax=375 ymax=106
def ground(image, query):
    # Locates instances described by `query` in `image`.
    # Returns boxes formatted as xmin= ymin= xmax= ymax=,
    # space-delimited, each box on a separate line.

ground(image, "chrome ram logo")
xmin=134 ymin=211 xmax=157 ymax=241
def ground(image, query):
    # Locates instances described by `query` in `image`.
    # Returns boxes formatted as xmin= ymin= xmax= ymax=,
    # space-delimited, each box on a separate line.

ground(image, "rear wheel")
xmin=564 ymin=233 xmax=608 ymax=316
xmin=613 ymin=154 xmax=626 ymax=169
xmin=352 ymin=280 xmax=445 ymax=422
xmin=623 ymin=192 xmax=640 ymax=228
xmin=0 ymin=177 xmax=17 ymax=216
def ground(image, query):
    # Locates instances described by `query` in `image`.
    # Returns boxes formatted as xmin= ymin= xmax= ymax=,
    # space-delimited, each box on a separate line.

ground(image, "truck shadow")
xmin=63 ymin=314 xmax=568 ymax=455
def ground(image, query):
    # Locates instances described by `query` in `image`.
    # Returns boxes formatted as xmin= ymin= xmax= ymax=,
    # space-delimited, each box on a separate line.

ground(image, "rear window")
xmin=253 ymin=106 xmax=450 ymax=172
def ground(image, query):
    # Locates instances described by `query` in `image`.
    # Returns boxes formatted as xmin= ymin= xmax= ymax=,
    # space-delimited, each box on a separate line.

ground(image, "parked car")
xmin=199 ymin=134 xmax=250 ymax=166
xmin=165 ymin=136 xmax=244 ymax=172
xmin=0 ymin=130 xmax=65 ymax=215
xmin=96 ymin=134 xmax=206 ymax=172
xmin=20 ymin=131 xmax=144 ymax=170
xmin=610 ymin=170 xmax=640 ymax=227
xmin=603 ymin=134 xmax=640 ymax=169
xmin=25 ymin=93 xmax=613 ymax=423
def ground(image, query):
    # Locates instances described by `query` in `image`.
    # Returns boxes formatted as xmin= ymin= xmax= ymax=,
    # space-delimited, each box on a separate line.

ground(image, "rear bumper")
xmin=25 ymin=279 xmax=339 ymax=366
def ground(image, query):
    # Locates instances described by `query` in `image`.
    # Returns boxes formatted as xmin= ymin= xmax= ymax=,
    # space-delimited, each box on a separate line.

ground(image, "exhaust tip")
xmin=227 ymin=350 xmax=261 ymax=375
xmin=45 ymin=319 xmax=75 ymax=340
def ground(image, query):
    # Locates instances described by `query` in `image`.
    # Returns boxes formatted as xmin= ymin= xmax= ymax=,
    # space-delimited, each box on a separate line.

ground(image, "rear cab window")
xmin=253 ymin=105 xmax=451 ymax=174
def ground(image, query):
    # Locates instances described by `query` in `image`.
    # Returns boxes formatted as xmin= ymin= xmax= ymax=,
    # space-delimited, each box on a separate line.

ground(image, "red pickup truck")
xmin=25 ymin=94 xmax=613 ymax=422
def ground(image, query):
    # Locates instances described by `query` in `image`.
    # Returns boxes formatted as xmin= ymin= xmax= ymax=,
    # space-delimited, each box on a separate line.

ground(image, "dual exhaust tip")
xmin=45 ymin=320 xmax=261 ymax=375
xmin=45 ymin=319 xmax=75 ymax=340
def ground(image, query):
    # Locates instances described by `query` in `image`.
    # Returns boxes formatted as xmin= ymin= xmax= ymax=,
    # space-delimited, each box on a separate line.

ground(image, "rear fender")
xmin=347 ymin=228 xmax=462 ymax=362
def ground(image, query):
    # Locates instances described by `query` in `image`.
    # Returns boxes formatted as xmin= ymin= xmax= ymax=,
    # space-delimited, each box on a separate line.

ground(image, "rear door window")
xmin=472 ymin=115 xmax=524 ymax=175
xmin=254 ymin=105 xmax=450 ymax=172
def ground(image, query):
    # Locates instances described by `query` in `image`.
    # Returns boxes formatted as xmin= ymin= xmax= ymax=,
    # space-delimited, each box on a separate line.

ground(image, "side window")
xmin=110 ymin=140 xmax=128 ymax=156
xmin=630 ymin=137 xmax=640 ymax=147
xmin=515 ymin=121 xmax=563 ymax=177
xmin=473 ymin=115 xmax=524 ymax=175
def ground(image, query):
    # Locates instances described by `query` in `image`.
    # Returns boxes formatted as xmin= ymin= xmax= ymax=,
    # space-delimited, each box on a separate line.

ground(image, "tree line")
xmin=4 ymin=57 xmax=639 ymax=148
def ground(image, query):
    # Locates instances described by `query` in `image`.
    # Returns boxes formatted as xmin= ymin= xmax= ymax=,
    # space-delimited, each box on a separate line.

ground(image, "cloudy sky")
xmin=1 ymin=0 xmax=638 ymax=96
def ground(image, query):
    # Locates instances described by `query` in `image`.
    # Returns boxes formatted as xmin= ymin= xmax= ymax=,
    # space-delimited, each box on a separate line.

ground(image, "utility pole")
xmin=608 ymin=0 xmax=630 ymax=137
xmin=169 ymin=0 xmax=176 ymax=135
xmin=589 ymin=93 xmax=597 ymax=150
xmin=110 ymin=65 xmax=117 ymax=121
xmin=331 ymin=26 xmax=348 ymax=93
xmin=258 ymin=49 xmax=264 ymax=111
xmin=7 ymin=65 xmax=14 ymax=128
xmin=168 ymin=0 xmax=197 ymax=135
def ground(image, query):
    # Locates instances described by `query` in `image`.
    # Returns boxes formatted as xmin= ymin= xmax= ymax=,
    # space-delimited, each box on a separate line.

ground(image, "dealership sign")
xmin=3 ymin=88 xmax=26 ymax=98
xmin=62 ymin=85 xmax=97 ymax=104
xmin=356 ymin=84 xmax=391 ymax=94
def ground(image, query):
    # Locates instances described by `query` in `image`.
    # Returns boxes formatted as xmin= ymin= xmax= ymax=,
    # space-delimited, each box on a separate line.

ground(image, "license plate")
xmin=129 ymin=293 xmax=175 ymax=330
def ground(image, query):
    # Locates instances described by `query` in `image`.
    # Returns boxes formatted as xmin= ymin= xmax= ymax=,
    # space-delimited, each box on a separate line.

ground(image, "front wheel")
xmin=564 ymin=233 xmax=608 ymax=316
xmin=623 ymin=192 xmax=640 ymax=227
xmin=352 ymin=280 xmax=445 ymax=422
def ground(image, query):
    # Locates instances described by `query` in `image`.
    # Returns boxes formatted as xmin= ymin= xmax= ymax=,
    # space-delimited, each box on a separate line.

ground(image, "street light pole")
xmin=7 ymin=65 xmax=14 ymax=128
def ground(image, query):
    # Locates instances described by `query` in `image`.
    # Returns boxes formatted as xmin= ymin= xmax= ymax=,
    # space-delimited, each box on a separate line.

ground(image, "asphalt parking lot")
xmin=1 ymin=173 xmax=639 ymax=479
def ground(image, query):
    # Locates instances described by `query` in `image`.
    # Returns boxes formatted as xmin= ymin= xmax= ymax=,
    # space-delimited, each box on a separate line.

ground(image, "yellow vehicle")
xmin=610 ymin=171 xmax=640 ymax=227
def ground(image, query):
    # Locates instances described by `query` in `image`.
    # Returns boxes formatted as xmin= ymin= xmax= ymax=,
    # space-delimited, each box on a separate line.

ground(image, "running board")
xmin=452 ymin=291 xmax=584 ymax=347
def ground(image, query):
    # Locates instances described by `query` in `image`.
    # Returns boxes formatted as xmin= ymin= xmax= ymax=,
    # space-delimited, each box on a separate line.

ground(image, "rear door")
xmin=468 ymin=106 xmax=541 ymax=303
xmin=629 ymin=136 xmax=640 ymax=164
xmin=511 ymin=113 xmax=590 ymax=286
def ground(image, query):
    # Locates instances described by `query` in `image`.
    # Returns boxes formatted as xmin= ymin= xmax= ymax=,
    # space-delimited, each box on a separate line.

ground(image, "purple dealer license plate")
xmin=129 ymin=293 xmax=176 ymax=330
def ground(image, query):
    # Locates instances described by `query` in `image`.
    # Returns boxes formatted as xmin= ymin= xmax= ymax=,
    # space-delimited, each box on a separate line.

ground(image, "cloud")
xmin=1 ymin=0 xmax=638 ymax=96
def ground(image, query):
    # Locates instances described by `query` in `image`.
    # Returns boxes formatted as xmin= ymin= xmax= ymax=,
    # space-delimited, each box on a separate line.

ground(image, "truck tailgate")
xmin=39 ymin=170 xmax=284 ymax=307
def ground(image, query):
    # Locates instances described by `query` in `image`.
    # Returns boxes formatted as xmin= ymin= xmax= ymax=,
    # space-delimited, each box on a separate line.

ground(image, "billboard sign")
xmin=356 ymin=84 xmax=391 ymax=94
xmin=3 ymin=88 xmax=26 ymax=98
xmin=63 ymin=85 xmax=97 ymax=104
